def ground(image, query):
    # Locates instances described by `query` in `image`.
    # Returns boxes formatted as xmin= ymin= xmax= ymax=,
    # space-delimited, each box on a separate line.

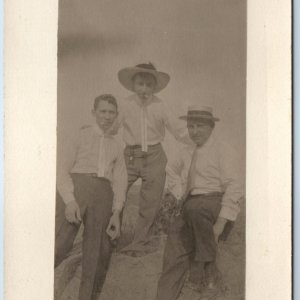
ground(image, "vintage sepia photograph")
xmin=4 ymin=0 xmax=292 ymax=298
xmin=54 ymin=1 xmax=246 ymax=299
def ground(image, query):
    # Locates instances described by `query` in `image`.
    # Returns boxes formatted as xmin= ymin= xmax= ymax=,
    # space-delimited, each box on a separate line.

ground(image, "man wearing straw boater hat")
xmin=116 ymin=62 xmax=191 ymax=256
xmin=156 ymin=105 xmax=244 ymax=300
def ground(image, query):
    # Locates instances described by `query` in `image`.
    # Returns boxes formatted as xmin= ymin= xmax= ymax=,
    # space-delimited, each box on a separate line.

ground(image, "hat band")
xmin=135 ymin=63 xmax=156 ymax=71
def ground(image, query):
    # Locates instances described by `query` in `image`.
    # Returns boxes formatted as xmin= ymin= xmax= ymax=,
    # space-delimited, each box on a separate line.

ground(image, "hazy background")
xmin=57 ymin=0 xmax=246 ymax=175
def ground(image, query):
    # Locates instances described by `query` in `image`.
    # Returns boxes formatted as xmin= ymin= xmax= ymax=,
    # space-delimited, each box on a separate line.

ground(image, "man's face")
xmin=92 ymin=100 xmax=117 ymax=132
xmin=187 ymin=119 xmax=213 ymax=147
xmin=132 ymin=73 xmax=156 ymax=101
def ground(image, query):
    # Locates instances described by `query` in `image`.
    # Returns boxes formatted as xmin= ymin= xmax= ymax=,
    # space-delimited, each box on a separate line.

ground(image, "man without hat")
xmin=116 ymin=62 xmax=191 ymax=256
xmin=55 ymin=94 xmax=128 ymax=300
xmin=156 ymin=105 xmax=244 ymax=300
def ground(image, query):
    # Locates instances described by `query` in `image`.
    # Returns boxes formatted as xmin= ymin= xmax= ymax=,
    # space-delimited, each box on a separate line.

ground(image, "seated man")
xmin=55 ymin=94 xmax=127 ymax=300
xmin=156 ymin=105 xmax=244 ymax=300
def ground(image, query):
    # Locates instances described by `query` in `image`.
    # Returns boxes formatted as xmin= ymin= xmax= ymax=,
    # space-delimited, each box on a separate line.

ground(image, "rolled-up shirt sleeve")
xmin=162 ymin=103 xmax=193 ymax=145
xmin=56 ymin=133 xmax=79 ymax=205
xmin=218 ymin=144 xmax=245 ymax=221
xmin=111 ymin=145 xmax=128 ymax=212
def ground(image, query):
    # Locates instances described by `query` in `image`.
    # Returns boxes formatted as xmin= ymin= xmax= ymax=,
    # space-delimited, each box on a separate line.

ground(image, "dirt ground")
xmin=54 ymin=186 xmax=245 ymax=300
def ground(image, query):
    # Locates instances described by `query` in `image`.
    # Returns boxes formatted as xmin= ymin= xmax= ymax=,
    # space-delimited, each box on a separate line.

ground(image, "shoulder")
xmin=115 ymin=94 xmax=134 ymax=109
xmin=70 ymin=125 xmax=95 ymax=143
xmin=124 ymin=94 xmax=137 ymax=102
xmin=213 ymin=138 xmax=234 ymax=152
xmin=78 ymin=124 xmax=93 ymax=136
xmin=63 ymin=125 xmax=92 ymax=148
xmin=152 ymin=96 xmax=166 ymax=110
xmin=152 ymin=96 xmax=169 ymax=117
xmin=152 ymin=95 xmax=163 ymax=103
xmin=213 ymin=137 xmax=239 ymax=160
xmin=119 ymin=94 xmax=137 ymax=111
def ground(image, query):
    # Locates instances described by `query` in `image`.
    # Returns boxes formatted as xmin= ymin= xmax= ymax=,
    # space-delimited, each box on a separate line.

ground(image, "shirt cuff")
xmin=219 ymin=205 xmax=239 ymax=221
xmin=167 ymin=187 xmax=182 ymax=201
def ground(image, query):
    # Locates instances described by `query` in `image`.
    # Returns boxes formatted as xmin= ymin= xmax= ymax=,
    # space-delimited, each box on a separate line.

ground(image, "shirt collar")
xmin=193 ymin=132 xmax=215 ymax=151
xmin=203 ymin=133 xmax=215 ymax=148
xmin=133 ymin=94 xmax=154 ymax=107
xmin=93 ymin=124 xmax=112 ymax=137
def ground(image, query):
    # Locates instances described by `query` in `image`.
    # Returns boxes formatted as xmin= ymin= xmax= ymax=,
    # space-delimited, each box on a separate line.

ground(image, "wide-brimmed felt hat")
xmin=179 ymin=105 xmax=220 ymax=122
xmin=118 ymin=62 xmax=170 ymax=93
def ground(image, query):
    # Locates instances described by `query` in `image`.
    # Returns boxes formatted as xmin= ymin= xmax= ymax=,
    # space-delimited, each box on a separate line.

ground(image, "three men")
xmin=115 ymin=63 xmax=191 ymax=256
xmin=55 ymin=94 xmax=127 ymax=300
xmin=55 ymin=68 xmax=244 ymax=299
xmin=156 ymin=105 xmax=244 ymax=300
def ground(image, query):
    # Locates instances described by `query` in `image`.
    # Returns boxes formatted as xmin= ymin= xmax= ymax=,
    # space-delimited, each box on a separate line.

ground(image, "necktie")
xmin=97 ymin=135 xmax=106 ymax=177
xmin=141 ymin=105 xmax=148 ymax=152
xmin=182 ymin=146 xmax=199 ymax=200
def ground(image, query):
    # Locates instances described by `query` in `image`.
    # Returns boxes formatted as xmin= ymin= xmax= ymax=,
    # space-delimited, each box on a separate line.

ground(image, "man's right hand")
xmin=65 ymin=200 xmax=82 ymax=225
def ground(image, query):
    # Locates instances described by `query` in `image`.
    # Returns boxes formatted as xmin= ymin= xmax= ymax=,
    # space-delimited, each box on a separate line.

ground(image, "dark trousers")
xmin=121 ymin=143 xmax=167 ymax=253
xmin=156 ymin=193 xmax=223 ymax=300
xmin=55 ymin=174 xmax=113 ymax=300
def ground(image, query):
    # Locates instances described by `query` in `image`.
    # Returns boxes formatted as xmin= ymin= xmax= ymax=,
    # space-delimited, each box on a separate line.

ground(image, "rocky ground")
xmin=54 ymin=186 xmax=245 ymax=300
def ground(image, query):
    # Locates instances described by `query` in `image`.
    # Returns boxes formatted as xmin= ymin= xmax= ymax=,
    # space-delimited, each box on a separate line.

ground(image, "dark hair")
xmin=94 ymin=94 xmax=118 ymax=111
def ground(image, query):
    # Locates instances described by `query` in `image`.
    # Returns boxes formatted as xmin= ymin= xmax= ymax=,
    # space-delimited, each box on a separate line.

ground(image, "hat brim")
xmin=179 ymin=115 xmax=220 ymax=122
xmin=118 ymin=67 xmax=170 ymax=93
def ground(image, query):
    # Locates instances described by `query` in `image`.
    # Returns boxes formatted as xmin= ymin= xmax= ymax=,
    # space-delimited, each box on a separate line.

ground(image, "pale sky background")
xmin=57 ymin=0 xmax=246 ymax=175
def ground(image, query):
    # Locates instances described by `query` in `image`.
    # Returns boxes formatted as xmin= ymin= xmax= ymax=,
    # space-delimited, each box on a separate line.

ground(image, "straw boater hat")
xmin=179 ymin=105 xmax=220 ymax=122
xmin=118 ymin=62 xmax=170 ymax=93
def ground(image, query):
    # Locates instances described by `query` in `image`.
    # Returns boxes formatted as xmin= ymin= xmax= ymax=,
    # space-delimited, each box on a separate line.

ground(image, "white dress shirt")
xmin=57 ymin=124 xmax=128 ymax=212
xmin=166 ymin=134 xmax=244 ymax=221
xmin=111 ymin=94 xmax=191 ymax=149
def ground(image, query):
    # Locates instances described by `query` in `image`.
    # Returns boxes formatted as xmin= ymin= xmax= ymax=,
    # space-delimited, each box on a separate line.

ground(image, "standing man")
xmin=55 ymin=94 xmax=128 ymax=300
xmin=156 ymin=105 xmax=244 ymax=300
xmin=116 ymin=62 xmax=191 ymax=257
xmin=118 ymin=63 xmax=190 ymax=256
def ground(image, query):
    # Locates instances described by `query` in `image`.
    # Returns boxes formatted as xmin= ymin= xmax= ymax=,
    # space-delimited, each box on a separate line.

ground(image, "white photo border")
xmin=4 ymin=0 xmax=291 ymax=299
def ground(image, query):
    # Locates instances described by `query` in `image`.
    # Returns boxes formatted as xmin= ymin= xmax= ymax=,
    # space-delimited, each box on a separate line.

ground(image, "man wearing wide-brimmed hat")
xmin=116 ymin=62 xmax=191 ymax=256
xmin=156 ymin=105 xmax=244 ymax=300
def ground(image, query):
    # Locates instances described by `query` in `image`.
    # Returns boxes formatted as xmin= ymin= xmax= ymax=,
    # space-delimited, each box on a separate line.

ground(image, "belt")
xmin=72 ymin=173 xmax=110 ymax=182
xmin=126 ymin=143 xmax=160 ymax=150
xmin=83 ymin=173 xmax=98 ymax=177
xmin=179 ymin=192 xmax=224 ymax=216
xmin=189 ymin=192 xmax=224 ymax=198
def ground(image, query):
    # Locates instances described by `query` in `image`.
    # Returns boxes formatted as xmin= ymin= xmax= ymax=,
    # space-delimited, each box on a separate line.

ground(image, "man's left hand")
xmin=106 ymin=211 xmax=121 ymax=240
xmin=213 ymin=217 xmax=227 ymax=243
